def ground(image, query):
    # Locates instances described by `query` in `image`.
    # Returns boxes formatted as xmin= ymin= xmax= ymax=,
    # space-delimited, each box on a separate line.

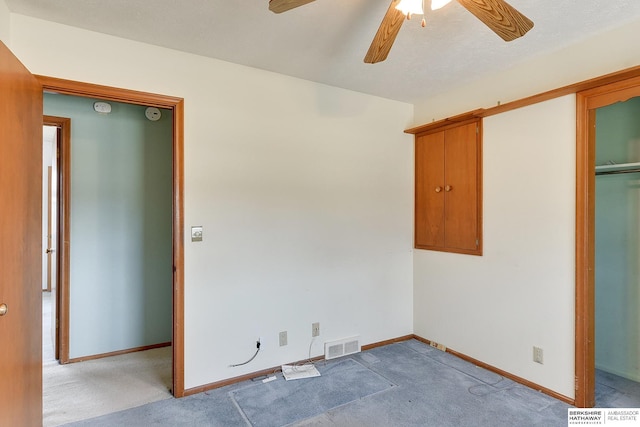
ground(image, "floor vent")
xmin=324 ymin=336 xmax=361 ymax=360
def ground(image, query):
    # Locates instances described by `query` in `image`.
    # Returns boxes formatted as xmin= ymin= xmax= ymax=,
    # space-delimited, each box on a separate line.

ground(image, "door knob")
xmin=0 ymin=303 xmax=7 ymax=316
xmin=445 ymin=185 xmax=452 ymax=192
xmin=435 ymin=186 xmax=442 ymax=193
xmin=46 ymin=248 xmax=55 ymax=254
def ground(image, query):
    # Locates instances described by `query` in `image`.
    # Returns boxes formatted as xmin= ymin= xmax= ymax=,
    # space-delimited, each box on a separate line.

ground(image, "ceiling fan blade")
xmin=456 ymin=0 xmax=533 ymax=41
xmin=269 ymin=0 xmax=315 ymax=14
xmin=364 ymin=0 xmax=406 ymax=64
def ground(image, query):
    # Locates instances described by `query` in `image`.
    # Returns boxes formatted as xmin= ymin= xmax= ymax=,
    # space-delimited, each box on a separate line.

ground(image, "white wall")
xmin=414 ymin=95 xmax=577 ymax=398
xmin=0 ymin=0 xmax=9 ymax=45
xmin=413 ymin=16 xmax=640 ymax=126
xmin=9 ymin=14 xmax=414 ymax=389
xmin=42 ymin=126 xmax=56 ymax=290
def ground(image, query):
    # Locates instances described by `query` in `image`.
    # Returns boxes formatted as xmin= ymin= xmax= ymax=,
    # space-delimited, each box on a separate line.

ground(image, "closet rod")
xmin=596 ymin=168 xmax=640 ymax=176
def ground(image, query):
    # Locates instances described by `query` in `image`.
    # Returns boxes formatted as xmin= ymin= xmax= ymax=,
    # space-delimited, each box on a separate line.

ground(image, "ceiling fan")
xmin=268 ymin=0 xmax=534 ymax=64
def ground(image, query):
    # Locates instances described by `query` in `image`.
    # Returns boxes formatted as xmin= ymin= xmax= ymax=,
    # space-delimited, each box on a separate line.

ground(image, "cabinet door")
xmin=444 ymin=122 xmax=478 ymax=251
xmin=415 ymin=131 xmax=445 ymax=248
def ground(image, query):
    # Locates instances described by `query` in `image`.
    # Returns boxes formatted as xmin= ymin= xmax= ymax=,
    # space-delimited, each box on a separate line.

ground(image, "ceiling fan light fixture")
xmin=431 ymin=0 xmax=452 ymax=10
xmin=395 ymin=0 xmax=424 ymax=17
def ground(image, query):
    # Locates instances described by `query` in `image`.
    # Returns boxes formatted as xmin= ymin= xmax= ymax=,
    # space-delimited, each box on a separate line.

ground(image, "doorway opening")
xmin=576 ymin=74 xmax=640 ymax=407
xmin=592 ymin=97 xmax=640 ymax=407
xmin=36 ymin=76 xmax=185 ymax=402
xmin=42 ymin=117 xmax=69 ymax=364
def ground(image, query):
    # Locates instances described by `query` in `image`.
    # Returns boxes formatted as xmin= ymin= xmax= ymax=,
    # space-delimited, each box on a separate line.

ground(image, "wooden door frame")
xmin=43 ymin=116 xmax=70 ymax=362
xmin=575 ymin=74 xmax=640 ymax=407
xmin=37 ymin=76 xmax=186 ymax=397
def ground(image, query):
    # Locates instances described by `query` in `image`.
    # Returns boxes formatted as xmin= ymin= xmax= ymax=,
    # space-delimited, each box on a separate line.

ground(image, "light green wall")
xmin=595 ymin=97 xmax=640 ymax=381
xmin=44 ymin=93 xmax=173 ymax=358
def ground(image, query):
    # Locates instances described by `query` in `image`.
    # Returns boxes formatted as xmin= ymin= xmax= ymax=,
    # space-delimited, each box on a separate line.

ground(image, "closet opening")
xmin=576 ymin=75 xmax=640 ymax=408
xmin=592 ymin=97 xmax=640 ymax=406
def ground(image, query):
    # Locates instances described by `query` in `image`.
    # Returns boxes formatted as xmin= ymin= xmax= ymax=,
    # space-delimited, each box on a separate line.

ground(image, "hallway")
xmin=42 ymin=292 xmax=172 ymax=427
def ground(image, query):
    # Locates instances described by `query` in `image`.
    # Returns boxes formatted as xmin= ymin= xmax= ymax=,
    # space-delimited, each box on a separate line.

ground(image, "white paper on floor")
xmin=281 ymin=364 xmax=321 ymax=381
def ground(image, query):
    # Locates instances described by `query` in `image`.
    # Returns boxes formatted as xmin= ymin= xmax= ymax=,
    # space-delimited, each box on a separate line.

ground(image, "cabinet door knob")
xmin=435 ymin=186 xmax=442 ymax=193
xmin=445 ymin=185 xmax=452 ymax=192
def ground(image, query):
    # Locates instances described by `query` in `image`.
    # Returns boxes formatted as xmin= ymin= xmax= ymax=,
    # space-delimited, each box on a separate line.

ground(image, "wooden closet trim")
xmin=575 ymin=78 xmax=640 ymax=408
xmin=405 ymin=64 xmax=640 ymax=134
xmin=36 ymin=76 xmax=186 ymax=398
xmin=406 ymin=110 xmax=484 ymax=135
xmin=412 ymin=117 xmax=482 ymax=137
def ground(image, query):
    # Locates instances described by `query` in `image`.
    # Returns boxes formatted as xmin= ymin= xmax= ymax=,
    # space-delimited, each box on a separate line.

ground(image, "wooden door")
xmin=415 ymin=131 xmax=445 ymax=248
xmin=444 ymin=122 xmax=478 ymax=251
xmin=0 ymin=41 xmax=44 ymax=425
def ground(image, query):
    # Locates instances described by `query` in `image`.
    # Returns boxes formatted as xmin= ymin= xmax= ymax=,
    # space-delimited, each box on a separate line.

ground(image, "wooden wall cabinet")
xmin=414 ymin=119 xmax=482 ymax=255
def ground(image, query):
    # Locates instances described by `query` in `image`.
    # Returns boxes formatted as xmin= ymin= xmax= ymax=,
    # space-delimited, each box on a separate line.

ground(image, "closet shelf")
xmin=595 ymin=162 xmax=640 ymax=175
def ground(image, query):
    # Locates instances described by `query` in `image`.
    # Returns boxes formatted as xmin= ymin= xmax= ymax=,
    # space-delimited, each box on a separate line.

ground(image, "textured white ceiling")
xmin=6 ymin=0 xmax=640 ymax=103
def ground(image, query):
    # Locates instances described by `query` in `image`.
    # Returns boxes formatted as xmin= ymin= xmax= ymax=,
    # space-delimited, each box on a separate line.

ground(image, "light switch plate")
xmin=191 ymin=226 xmax=203 ymax=242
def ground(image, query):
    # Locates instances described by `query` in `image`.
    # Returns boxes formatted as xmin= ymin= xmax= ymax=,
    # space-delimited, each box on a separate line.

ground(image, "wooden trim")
xmin=405 ymin=64 xmax=640 ymax=134
xmin=66 ymin=342 xmax=171 ymax=364
xmin=183 ymin=335 xmax=415 ymax=397
xmin=479 ymin=65 xmax=640 ymax=118
xmin=43 ymin=115 xmax=71 ymax=364
xmin=405 ymin=111 xmax=484 ymax=135
xmin=413 ymin=245 xmax=482 ymax=256
xmin=476 ymin=118 xmax=484 ymax=255
xmin=361 ymin=334 xmax=414 ymax=351
xmin=573 ymin=77 xmax=640 ymax=408
xmin=38 ymin=76 xmax=185 ymax=397
xmin=172 ymin=99 xmax=185 ymax=397
xmin=412 ymin=335 xmax=575 ymax=406
xmin=574 ymin=92 xmax=593 ymax=408
xmin=583 ymin=76 xmax=640 ymax=110
xmin=36 ymin=75 xmax=182 ymax=108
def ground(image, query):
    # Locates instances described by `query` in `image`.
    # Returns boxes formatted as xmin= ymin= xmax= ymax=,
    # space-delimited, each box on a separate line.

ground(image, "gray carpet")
xmin=231 ymin=359 xmax=394 ymax=427
xmin=595 ymin=369 xmax=640 ymax=408
xmin=63 ymin=339 xmax=572 ymax=426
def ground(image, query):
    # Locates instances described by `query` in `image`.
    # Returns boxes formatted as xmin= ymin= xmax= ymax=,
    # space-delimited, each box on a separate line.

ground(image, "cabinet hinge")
xmin=476 ymin=239 xmax=479 ymax=247
xmin=476 ymin=125 xmax=479 ymax=134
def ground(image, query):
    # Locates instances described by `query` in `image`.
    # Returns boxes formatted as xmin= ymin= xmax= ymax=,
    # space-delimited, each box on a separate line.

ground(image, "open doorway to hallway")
xmin=41 ymin=94 xmax=176 ymax=426
xmin=42 ymin=292 xmax=172 ymax=426
xmin=42 ymin=124 xmax=58 ymax=365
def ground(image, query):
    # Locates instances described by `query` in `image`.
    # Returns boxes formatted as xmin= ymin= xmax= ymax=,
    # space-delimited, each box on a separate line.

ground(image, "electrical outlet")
xmin=279 ymin=331 xmax=287 ymax=347
xmin=430 ymin=341 xmax=446 ymax=352
xmin=533 ymin=346 xmax=543 ymax=364
xmin=312 ymin=322 xmax=320 ymax=337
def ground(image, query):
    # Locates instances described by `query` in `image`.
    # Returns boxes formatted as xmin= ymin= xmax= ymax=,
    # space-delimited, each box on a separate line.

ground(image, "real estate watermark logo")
xmin=568 ymin=409 xmax=640 ymax=425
